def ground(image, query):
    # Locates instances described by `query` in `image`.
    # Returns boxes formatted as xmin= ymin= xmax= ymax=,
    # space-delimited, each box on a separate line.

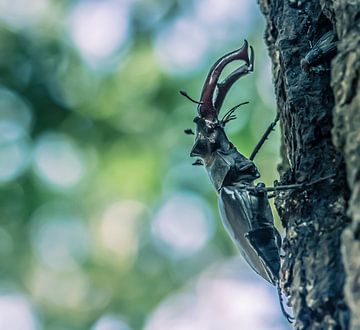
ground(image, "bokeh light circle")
xmin=152 ymin=193 xmax=214 ymax=259
xmin=69 ymin=0 xmax=131 ymax=67
xmin=91 ymin=314 xmax=132 ymax=330
xmin=0 ymin=293 xmax=39 ymax=330
xmin=30 ymin=201 xmax=91 ymax=270
xmin=33 ymin=132 xmax=86 ymax=189
xmin=0 ymin=87 xmax=33 ymax=183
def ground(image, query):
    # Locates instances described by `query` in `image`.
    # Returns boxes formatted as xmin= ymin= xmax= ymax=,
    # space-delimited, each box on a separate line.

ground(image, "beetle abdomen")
xmin=246 ymin=227 xmax=281 ymax=284
xmin=218 ymin=186 xmax=281 ymax=285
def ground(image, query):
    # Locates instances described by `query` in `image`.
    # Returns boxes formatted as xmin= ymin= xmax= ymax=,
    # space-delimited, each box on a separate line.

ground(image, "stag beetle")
xmin=181 ymin=40 xmax=336 ymax=322
xmin=181 ymin=40 xmax=336 ymax=321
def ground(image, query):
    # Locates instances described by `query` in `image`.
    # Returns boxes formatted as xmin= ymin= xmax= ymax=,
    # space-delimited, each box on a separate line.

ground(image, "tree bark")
xmin=258 ymin=0 xmax=359 ymax=328
xmin=328 ymin=1 xmax=360 ymax=329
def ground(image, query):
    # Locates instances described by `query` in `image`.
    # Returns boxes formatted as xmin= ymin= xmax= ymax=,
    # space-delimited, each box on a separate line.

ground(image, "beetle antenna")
xmin=221 ymin=101 xmax=249 ymax=125
xmin=179 ymin=91 xmax=203 ymax=105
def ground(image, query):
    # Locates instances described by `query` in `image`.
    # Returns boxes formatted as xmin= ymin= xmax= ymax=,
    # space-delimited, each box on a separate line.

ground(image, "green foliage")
xmin=0 ymin=1 xmax=283 ymax=329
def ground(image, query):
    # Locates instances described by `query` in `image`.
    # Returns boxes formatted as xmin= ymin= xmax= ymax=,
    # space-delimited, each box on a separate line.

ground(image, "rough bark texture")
xmin=258 ymin=0 xmax=359 ymax=328
xmin=327 ymin=1 xmax=360 ymax=329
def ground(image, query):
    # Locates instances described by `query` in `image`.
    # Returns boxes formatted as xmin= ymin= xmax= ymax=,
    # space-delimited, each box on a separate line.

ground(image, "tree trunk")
xmin=329 ymin=1 xmax=360 ymax=329
xmin=258 ymin=0 xmax=360 ymax=328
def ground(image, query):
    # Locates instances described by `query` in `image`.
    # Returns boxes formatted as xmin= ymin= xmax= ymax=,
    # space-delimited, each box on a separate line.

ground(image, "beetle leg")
xmin=249 ymin=112 xmax=280 ymax=161
xmin=243 ymin=174 xmax=335 ymax=193
xmin=270 ymin=174 xmax=335 ymax=192
xmin=277 ymin=284 xmax=294 ymax=323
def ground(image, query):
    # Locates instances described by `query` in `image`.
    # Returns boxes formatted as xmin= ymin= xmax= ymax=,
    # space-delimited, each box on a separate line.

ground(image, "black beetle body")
xmin=191 ymin=115 xmax=282 ymax=285
xmin=182 ymin=41 xmax=293 ymax=321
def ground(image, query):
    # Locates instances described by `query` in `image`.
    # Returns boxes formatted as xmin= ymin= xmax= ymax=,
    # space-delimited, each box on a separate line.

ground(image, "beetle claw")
xmin=277 ymin=285 xmax=294 ymax=323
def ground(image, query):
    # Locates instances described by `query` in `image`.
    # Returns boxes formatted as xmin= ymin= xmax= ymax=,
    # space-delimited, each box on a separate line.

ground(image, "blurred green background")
xmin=0 ymin=0 xmax=288 ymax=329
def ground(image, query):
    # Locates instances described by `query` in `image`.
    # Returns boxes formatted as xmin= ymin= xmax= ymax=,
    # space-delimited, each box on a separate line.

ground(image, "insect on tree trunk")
xmin=258 ymin=0 xmax=360 ymax=328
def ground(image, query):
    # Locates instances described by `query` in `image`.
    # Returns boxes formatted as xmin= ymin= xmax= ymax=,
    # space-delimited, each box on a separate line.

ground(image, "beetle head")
xmin=190 ymin=117 xmax=230 ymax=160
xmin=182 ymin=40 xmax=254 ymax=163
